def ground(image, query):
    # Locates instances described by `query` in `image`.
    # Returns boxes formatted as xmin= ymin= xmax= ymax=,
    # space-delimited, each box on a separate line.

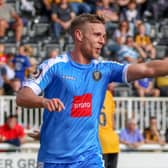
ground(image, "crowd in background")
xmin=0 ymin=0 xmax=168 ymax=98
xmin=0 ymin=0 xmax=168 ymax=154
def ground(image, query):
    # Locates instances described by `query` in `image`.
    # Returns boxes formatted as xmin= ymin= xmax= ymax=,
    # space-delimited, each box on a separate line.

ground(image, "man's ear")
xmin=75 ymin=29 xmax=83 ymax=42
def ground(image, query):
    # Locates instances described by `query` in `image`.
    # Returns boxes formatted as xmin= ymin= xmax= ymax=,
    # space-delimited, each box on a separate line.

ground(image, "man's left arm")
xmin=127 ymin=58 xmax=168 ymax=82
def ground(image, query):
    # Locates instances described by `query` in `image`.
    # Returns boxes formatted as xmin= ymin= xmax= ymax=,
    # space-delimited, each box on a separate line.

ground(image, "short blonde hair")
xmin=70 ymin=14 xmax=105 ymax=39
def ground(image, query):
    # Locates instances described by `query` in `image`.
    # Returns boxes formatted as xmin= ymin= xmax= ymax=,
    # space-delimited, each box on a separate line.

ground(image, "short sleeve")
xmin=106 ymin=61 xmax=129 ymax=83
xmin=23 ymin=59 xmax=56 ymax=95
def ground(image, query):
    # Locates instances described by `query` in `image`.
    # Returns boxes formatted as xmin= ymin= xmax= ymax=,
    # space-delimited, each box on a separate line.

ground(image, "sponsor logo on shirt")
xmin=62 ymin=75 xmax=76 ymax=80
xmin=92 ymin=71 xmax=102 ymax=81
xmin=71 ymin=94 xmax=92 ymax=117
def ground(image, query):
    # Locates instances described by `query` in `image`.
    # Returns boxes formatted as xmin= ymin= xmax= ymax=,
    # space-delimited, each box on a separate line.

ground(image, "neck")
xmin=70 ymin=47 xmax=91 ymax=64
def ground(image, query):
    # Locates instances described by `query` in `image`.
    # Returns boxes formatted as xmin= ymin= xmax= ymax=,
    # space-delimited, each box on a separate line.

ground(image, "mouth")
xmin=96 ymin=48 xmax=101 ymax=54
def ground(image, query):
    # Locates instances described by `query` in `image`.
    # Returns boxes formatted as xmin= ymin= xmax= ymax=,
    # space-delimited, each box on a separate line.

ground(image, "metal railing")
xmin=0 ymin=96 xmax=168 ymax=133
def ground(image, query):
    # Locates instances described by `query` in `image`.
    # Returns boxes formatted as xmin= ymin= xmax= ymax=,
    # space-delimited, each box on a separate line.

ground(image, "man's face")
xmin=139 ymin=25 xmax=146 ymax=34
xmin=7 ymin=117 xmax=17 ymax=129
xmin=126 ymin=37 xmax=134 ymax=46
xmin=80 ymin=23 xmax=106 ymax=60
xmin=150 ymin=118 xmax=157 ymax=127
xmin=127 ymin=121 xmax=136 ymax=132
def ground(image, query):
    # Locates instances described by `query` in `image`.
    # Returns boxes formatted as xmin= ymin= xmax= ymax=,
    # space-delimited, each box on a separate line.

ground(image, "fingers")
xmin=43 ymin=98 xmax=65 ymax=112
xmin=28 ymin=131 xmax=40 ymax=140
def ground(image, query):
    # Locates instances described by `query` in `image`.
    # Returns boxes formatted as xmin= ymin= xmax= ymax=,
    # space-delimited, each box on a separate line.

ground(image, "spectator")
xmin=117 ymin=35 xmax=146 ymax=63
xmin=135 ymin=0 xmax=147 ymax=18
xmin=69 ymin=0 xmax=92 ymax=15
xmin=0 ymin=44 xmax=7 ymax=64
xmin=0 ymin=114 xmax=26 ymax=146
xmin=120 ymin=118 xmax=144 ymax=149
xmin=113 ymin=20 xmax=132 ymax=44
xmin=41 ymin=0 xmax=59 ymax=18
xmin=48 ymin=49 xmax=59 ymax=58
xmin=144 ymin=0 xmax=168 ymax=21
xmin=107 ymin=20 xmax=132 ymax=58
xmin=84 ymin=0 xmax=97 ymax=13
xmin=1 ymin=53 xmax=16 ymax=95
xmin=8 ymin=78 xmax=21 ymax=95
xmin=27 ymin=129 xmax=40 ymax=141
xmin=0 ymin=43 xmax=7 ymax=94
xmin=135 ymin=22 xmax=156 ymax=59
xmin=0 ymin=0 xmax=23 ymax=43
xmin=117 ymin=0 xmax=130 ymax=9
xmin=51 ymin=0 xmax=76 ymax=41
xmin=133 ymin=77 xmax=160 ymax=97
xmin=99 ymin=83 xmax=120 ymax=168
xmin=155 ymin=75 xmax=168 ymax=97
xmin=143 ymin=116 xmax=165 ymax=145
xmin=120 ymin=0 xmax=142 ymax=35
xmin=96 ymin=0 xmax=119 ymax=36
xmin=12 ymin=45 xmax=31 ymax=83
xmin=96 ymin=0 xmax=119 ymax=22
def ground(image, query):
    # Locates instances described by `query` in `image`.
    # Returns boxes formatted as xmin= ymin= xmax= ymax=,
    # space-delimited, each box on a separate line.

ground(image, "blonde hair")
xmin=23 ymin=45 xmax=34 ymax=57
xmin=70 ymin=14 xmax=105 ymax=39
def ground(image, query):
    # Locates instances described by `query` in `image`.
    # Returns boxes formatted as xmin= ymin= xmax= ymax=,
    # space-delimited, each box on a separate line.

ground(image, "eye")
xmin=94 ymin=32 xmax=101 ymax=37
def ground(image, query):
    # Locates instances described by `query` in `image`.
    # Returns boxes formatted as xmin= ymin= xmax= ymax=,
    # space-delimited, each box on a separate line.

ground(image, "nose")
xmin=99 ymin=36 xmax=105 ymax=45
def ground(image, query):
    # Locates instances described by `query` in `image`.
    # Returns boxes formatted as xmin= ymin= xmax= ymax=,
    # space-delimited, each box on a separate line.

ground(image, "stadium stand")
xmin=0 ymin=1 xmax=167 ymax=167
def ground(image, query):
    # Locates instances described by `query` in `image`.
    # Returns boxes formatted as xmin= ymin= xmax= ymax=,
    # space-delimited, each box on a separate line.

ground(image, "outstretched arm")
xmin=127 ymin=58 xmax=168 ymax=82
xmin=16 ymin=87 xmax=65 ymax=112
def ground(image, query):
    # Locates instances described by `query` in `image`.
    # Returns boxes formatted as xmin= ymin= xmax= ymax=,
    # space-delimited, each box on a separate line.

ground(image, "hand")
xmin=151 ymin=126 xmax=158 ymax=134
xmin=132 ymin=42 xmax=138 ymax=48
xmin=132 ymin=143 xmax=141 ymax=148
xmin=0 ymin=135 xmax=6 ymax=142
xmin=42 ymin=98 xmax=65 ymax=112
xmin=61 ymin=22 xmax=71 ymax=29
xmin=27 ymin=130 xmax=40 ymax=140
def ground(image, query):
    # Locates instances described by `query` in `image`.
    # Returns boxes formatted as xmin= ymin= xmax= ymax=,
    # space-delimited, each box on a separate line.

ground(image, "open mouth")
xmin=96 ymin=48 xmax=101 ymax=53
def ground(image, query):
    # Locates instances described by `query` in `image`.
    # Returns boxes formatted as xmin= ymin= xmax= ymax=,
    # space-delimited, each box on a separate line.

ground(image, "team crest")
xmin=92 ymin=71 xmax=102 ymax=81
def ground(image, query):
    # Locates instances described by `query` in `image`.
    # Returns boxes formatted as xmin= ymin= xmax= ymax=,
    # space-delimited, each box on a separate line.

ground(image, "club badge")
xmin=92 ymin=71 xmax=102 ymax=81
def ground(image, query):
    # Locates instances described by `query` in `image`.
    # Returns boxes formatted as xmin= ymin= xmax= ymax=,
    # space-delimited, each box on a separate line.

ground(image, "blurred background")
xmin=0 ymin=0 xmax=168 ymax=167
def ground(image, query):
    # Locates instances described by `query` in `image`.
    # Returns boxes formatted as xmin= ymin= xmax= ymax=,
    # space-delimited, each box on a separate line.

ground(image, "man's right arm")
xmin=16 ymin=87 xmax=44 ymax=108
xmin=16 ymin=87 xmax=65 ymax=112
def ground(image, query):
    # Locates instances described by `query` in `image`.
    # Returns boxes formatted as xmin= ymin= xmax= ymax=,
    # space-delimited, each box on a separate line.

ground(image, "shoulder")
xmin=135 ymin=128 xmax=142 ymax=133
xmin=39 ymin=53 xmax=69 ymax=69
xmin=15 ymin=124 xmax=24 ymax=130
xmin=92 ymin=59 xmax=123 ymax=65
xmin=93 ymin=59 xmax=127 ymax=72
xmin=120 ymin=128 xmax=127 ymax=134
xmin=0 ymin=124 xmax=6 ymax=131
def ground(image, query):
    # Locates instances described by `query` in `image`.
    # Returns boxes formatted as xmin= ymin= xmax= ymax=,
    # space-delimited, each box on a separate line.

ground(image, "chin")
xmin=92 ymin=54 xmax=99 ymax=60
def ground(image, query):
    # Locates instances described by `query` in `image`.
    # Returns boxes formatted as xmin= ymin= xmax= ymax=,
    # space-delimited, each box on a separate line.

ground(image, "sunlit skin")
xmin=0 ymin=0 xmax=4 ymax=6
xmin=16 ymin=14 xmax=168 ymax=114
xmin=71 ymin=23 xmax=106 ymax=64
xmin=7 ymin=117 xmax=17 ymax=129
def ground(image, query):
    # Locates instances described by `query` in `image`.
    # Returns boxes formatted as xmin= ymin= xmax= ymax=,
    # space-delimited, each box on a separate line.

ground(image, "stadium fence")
xmin=0 ymin=96 xmax=167 ymax=134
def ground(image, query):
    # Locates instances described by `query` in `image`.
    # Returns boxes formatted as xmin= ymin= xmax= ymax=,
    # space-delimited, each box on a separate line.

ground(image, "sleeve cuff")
xmin=23 ymin=81 xmax=42 ymax=95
